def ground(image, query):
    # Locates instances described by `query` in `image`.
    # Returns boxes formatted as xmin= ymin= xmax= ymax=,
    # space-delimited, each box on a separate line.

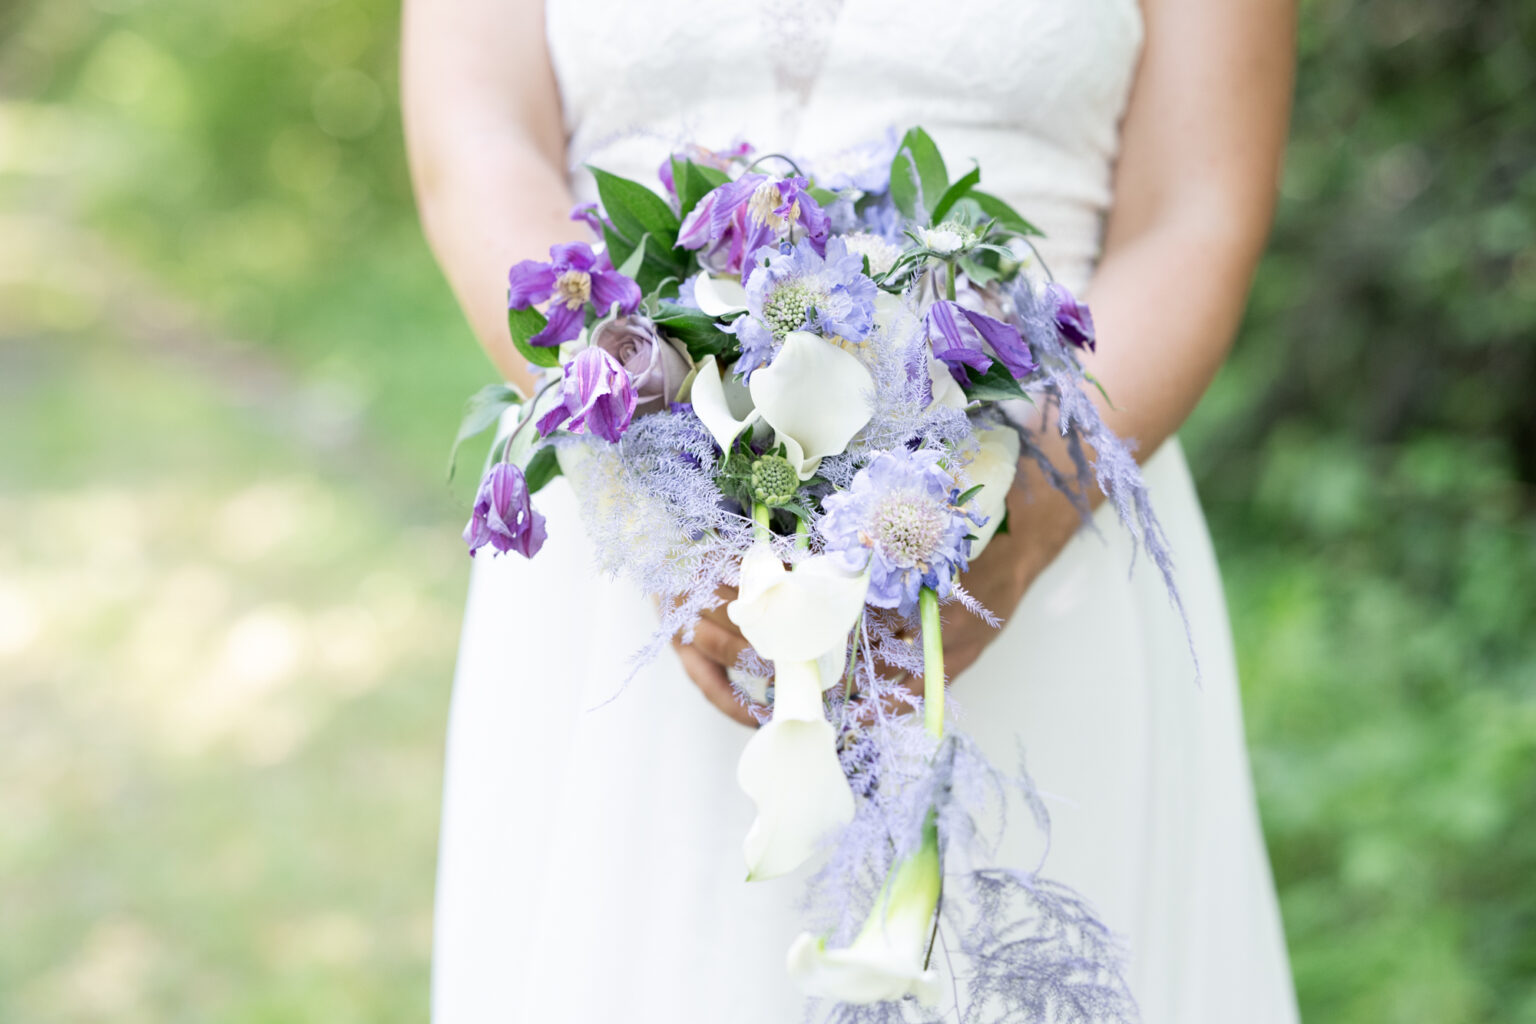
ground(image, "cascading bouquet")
xmin=452 ymin=128 xmax=1185 ymax=1022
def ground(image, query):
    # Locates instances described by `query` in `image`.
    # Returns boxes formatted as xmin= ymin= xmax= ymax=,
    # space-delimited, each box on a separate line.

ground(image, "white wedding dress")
xmin=432 ymin=1 xmax=1300 ymax=1021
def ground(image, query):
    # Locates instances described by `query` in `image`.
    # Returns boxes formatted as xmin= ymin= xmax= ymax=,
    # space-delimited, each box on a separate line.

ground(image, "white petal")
xmin=738 ymin=710 xmax=854 ymax=880
xmin=749 ymin=331 xmax=874 ymax=480
xmin=692 ymin=273 xmax=750 ymax=317
xmin=728 ymin=542 xmax=870 ymax=664
xmin=690 ymin=354 xmax=760 ymax=453
xmin=786 ymin=932 xmax=943 ymax=1006
xmin=958 ymin=423 xmax=1021 ymax=559
xmin=926 ymin=356 xmax=968 ymax=412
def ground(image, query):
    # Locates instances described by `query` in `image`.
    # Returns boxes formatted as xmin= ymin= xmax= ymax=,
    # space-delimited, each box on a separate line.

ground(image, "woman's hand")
xmin=668 ymin=589 xmax=765 ymax=728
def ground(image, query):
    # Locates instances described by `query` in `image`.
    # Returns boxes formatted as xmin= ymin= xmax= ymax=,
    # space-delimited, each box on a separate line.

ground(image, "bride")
xmin=403 ymin=0 xmax=1299 ymax=1020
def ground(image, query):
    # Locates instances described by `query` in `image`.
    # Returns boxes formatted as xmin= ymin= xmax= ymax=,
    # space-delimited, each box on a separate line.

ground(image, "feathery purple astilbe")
xmin=734 ymin=236 xmax=880 ymax=374
xmin=507 ymin=242 xmax=641 ymax=349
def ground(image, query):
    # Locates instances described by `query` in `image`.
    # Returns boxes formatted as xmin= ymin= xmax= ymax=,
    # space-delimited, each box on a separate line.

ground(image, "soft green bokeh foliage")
xmin=1 ymin=0 xmax=1531 ymax=1020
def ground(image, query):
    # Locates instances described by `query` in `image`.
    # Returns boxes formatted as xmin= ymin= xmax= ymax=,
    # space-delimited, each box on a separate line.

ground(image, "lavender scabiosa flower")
xmin=463 ymin=462 xmax=547 ymax=559
xmin=818 ymin=449 xmax=980 ymax=616
xmin=1046 ymin=282 xmax=1097 ymax=351
xmin=507 ymin=242 xmax=642 ymax=349
xmin=536 ymin=346 xmax=637 ymax=442
xmin=925 ymin=300 xmax=1037 ymax=385
xmin=733 ymin=236 xmax=879 ymax=375
xmin=676 ymin=173 xmax=830 ymax=279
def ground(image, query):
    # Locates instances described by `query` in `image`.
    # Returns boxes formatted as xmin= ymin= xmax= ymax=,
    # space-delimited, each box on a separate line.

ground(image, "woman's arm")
xmin=401 ymin=0 xmax=577 ymax=394
xmin=925 ymin=0 xmax=1298 ymax=679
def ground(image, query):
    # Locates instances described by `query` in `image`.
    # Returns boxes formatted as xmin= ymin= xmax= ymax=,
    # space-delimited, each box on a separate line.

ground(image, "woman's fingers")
xmin=672 ymin=641 xmax=760 ymax=728
xmin=687 ymin=616 xmax=752 ymax=671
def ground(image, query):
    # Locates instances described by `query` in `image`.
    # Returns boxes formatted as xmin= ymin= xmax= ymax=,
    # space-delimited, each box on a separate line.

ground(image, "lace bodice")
xmin=545 ymin=0 xmax=1143 ymax=291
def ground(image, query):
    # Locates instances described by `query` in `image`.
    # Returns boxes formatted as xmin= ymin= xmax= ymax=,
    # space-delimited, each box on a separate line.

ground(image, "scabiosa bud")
xmin=536 ymin=346 xmax=638 ymax=443
xmin=463 ymin=462 xmax=547 ymax=559
xmin=750 ymin=453 xmax=799 ymax=507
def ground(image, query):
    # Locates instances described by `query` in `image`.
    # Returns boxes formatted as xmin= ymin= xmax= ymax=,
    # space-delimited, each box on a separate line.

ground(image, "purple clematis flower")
xmin=507 ymin=242 xmax=642 ymax=350
xmin=463 ymin=462 xmax=547 ymax=559
xmin=1047 ymin=282 xmax=1097 ymax=351
xmin=924 ymin=300 xmax=1037 ymax=384
xmin=536 ymin=346 xmax=637 ymax=443
xmin=817 ymin=448 xmax=983 ymax=616
xmin=569 ymin=202 xmax=608 ymax=241
xmin=676 ymin=174 xmax=830 ymax=280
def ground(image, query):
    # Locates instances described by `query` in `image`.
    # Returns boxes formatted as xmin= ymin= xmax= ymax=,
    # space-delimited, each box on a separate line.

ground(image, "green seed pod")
xmin=750 ymin=454 xmax=799 ymax=507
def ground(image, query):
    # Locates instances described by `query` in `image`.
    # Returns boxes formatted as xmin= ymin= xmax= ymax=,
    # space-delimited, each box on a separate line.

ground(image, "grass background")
xmin=1 ymin=0 xmax=1532 ymax=1020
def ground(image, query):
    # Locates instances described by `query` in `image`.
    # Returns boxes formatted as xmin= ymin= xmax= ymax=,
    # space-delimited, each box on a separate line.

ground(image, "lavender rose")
xmin=590 ymin=315 xmax=693 ymax=416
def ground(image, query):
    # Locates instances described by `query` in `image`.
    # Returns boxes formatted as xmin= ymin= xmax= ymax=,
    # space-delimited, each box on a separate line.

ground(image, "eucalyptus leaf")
xmin=448 ymin=383 xmax=522 ymax=480
xmin=508 ymin=305 xmax=561 ymax=368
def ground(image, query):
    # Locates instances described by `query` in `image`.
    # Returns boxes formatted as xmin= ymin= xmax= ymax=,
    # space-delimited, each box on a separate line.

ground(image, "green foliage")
xmin=447 ymin=383 xmax=521 ymax=480
xmin=889 ymin=126 xmax=949 ymax=224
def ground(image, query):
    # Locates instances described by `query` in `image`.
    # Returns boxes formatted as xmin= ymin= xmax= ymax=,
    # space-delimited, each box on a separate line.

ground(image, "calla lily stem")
xmin=920 ymin=587 xmax=944 ymax=739
xmin=752 ymin=500 xmax=772 ymax=541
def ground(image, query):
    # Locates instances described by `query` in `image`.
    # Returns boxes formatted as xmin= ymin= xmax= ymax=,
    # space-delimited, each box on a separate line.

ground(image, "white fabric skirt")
xmin=431 ymin=437 xmax=1299 ymax=1023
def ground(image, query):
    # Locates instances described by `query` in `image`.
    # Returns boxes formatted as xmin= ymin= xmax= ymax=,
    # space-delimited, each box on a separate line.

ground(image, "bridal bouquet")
xmin=453 ymin=128 xmax=1182 ymax=1022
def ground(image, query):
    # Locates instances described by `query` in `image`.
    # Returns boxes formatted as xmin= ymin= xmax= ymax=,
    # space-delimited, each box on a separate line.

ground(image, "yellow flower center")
xmin=554 ymin=269 xmax=592 ymax=310
xmin=748 ymin=180 xmax=796 ymax=232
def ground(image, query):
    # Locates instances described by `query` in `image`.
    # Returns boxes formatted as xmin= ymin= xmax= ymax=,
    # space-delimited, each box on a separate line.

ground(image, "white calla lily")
xmin=729 ymin=541 xmax=870 ymax=880
xmin=787 ymin=817 xmax=944 ymax=1005
xmin=692 ymin=273 xmax=749 ymax=317
xmin=957 ymin=423 xmax=1021 ymax=558
xmin=749 ymin=331 xmax=875 ymax=479
xmin=690 ymin=354 xmax=761 ymax=453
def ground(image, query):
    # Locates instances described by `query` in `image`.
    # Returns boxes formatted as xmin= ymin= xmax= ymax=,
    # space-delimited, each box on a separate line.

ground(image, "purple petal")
xmin=960 ymin=306 xmax=1036 ymax=378
xmin=549 ymin=241 xmax=596 ymax=272
xmin=589 ymin=269 xmax=642 ymax=315
xmin=927 ymin=301 xmax=993 ymax=376
xmin=529 ymin=300 xmax=584 ymax=348
xmin=507 ymin=261 xmax=556 ymax=309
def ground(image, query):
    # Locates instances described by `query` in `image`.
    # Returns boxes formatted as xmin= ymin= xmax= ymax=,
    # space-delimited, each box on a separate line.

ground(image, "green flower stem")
xmin=498 ymin=377 xmax=560 ymax=463
xmin=795 ymin=517 xmax=810 ymax=553
xmin=752 ymin=500 xmax=772 ymax=542
xmin=920 ymin=587 xmax=944 ymax=739
xmin=944 ymin=261 xmax=957 ymax=302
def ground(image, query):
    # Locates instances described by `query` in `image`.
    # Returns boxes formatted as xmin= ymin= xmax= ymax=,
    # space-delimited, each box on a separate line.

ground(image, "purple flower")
xmin=676 ymin=174 xmax=830 ymax=279
xmin=507 ymin=242 xmax=642 ymax=350
xmin=657 ymin=141 xmax=755 ymax=196
xmin=536 ymin=346 xmax=638 ymax=443
xmin=590 ymin=315 xmax=692 ymax=416
xmin=463 ymin=462 xmax=547 ymax=559
xmin=733 ymin=236 xmax=879 ymax=374
xmin=818 ymin=449 xmax=982 ymax=616
xmin=569 ymin=202 xmax=608 ymax=241
xmin=1047 ymin=282 xmax=1096 ymax=351
xmin=924 ymin=300 xmax=1037 ymax=384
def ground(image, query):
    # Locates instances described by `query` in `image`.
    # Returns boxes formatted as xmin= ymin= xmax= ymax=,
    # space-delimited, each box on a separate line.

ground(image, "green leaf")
xmin=994 ymin=506 xmax=1010 ymax=536
xmin=674 ymin=159 xmax=730 ymax=223
xmin=954 ymin=483 xmax=986 ymax=507
xmin=615 ymin=232 xmax=650 ymax=281
xmin=968 ymin=189 xmax=1042 ymax=237
xmin=962 ymin=360 xmax=1029 ymax=403
xmin=508 ymin=305 xmax=561 ymax=368
xmin=652 ymin=303 xmax=735 ymax=361
xmin=523 ymin=443 xmax=563 ymax=495
xmin=888 ymin=127 xmax=949 ymax=224
xmin=806 ymin=185 xmax=839 ymax=207
xmin=589 ymin=166 xmax=681 ymax=253
xmin=448 ymin=383 xmax=522 ymax=480
xmin=929 ymin=164 xmax=981 ymax=225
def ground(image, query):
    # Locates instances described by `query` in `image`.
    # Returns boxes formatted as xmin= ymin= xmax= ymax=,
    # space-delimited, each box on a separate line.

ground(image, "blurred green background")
xmin=1 ymin=0 xmax=1531 ymax=1020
